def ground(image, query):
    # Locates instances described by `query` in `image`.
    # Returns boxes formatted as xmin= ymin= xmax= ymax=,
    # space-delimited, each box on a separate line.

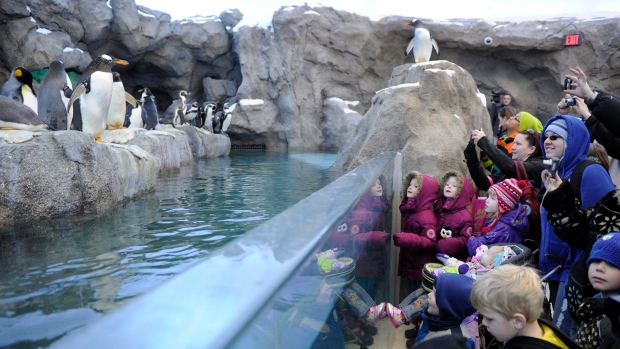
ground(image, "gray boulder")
xmin=332 ymin=61 xmax=491 ymax=180
xmin=322 ymin=97 xmax=362 ymax=150
xmin=203 ymin=77 xmax=237 ymax=104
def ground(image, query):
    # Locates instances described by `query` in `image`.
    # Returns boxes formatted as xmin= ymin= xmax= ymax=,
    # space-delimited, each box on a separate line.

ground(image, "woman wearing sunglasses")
xmin=537 ymin=115 xmax=615 ymax=340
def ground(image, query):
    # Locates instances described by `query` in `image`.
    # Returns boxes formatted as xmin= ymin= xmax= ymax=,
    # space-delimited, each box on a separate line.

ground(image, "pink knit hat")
xmin=490 ymin=178 xmax=522 ymax=215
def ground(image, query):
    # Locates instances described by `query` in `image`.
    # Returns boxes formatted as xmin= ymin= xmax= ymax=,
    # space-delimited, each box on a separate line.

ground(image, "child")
xmin=393 ymin=171 xmax=439 ymax=293
xmin=466 ymin=178 xmax=529 ymax=256
xmin=415 ymin=273 xmax=479 ymax=349
xmin=435 ymin=171 xmax=475 ymax=262
xmin=574 ymin=232 xmax=620 ymax=348
xmin=470 ymin=264 xmax=580 ymax=349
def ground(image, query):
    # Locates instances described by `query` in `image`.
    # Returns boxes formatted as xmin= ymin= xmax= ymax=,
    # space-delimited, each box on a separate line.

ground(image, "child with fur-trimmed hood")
xmin=394 ymin=171 xmax=439 ymax=292
xmin=435 ymin=171 xmax=475 ymax=262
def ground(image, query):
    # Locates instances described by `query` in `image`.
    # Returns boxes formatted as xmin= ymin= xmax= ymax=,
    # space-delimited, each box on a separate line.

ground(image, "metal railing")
xmin=53 ymin=152 xmax=401 ymax=349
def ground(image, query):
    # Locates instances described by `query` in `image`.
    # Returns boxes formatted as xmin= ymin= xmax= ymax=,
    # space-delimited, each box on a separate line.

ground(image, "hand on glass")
xmin=541 ymin=169 xmax=561 ymax=192
xmin=564 ymin=66 xmax=596 ymax=100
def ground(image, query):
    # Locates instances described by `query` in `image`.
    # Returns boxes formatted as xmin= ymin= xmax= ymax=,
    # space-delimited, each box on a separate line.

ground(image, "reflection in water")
xmin=0 ymin=151 xmax=340 ymax=348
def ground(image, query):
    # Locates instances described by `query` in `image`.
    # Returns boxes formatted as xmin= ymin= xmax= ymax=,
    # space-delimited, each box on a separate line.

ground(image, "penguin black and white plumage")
xmin=183 ymin=102 xmax=200 ymax=126
xmin=212 ymin=110 xmax=224 ymax=134
xmin=161 ymin=90 xmax=189 ymax=126
xmin=201 ymin=102 xmax=217 ymax=131
xmin=67 ymin=54 xmax=128 ymax=142
xmin=37 ymin=60 xmax=73 ymax=130
xmin=405 ymin=19 xmax=439 ymax=63
xmin=221 ymin=103 xmax=235 ymax=133
xmin=1 ymin=66 xmax=38 ymax=114
xmin=0 ymin=95 xmax=47 ymax=131
xmin=107 ymin=72 xmax=136 ymax=130
xmin=124 ymin=99 xmax=144 ymax=129
xmin=140 ymin=88 xmax=159 ymax=131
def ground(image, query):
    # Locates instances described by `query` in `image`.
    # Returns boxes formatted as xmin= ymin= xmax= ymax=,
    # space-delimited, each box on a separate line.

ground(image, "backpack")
xmin=514 ymin=161 xmax=541 ymax=244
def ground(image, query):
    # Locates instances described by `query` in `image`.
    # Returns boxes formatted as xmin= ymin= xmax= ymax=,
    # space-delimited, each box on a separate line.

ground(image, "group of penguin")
xmin=156 ymin=90 xmax=234 ymax=134
xmin=0 ymin=54 xmax=234 ymax=142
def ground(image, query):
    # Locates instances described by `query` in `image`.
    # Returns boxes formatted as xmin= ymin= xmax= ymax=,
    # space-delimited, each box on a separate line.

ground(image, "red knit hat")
xmin=490 ymin=178 xmax=522 ymax=216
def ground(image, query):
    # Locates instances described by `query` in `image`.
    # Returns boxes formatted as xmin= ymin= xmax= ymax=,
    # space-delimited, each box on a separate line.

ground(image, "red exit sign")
xmin=564 ymin=34 xmax=582 ymax=46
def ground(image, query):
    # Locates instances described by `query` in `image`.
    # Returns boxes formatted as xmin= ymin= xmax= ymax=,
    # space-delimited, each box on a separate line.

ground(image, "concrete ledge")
xmin=0 ymin=127 xmax=230 ymax=224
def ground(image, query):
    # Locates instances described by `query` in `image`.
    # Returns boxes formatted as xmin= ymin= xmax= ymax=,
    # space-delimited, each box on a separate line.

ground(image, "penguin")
xmin=161 ymin=90 xmax=189 ymax=126
xmin=405 ymin=19 xmax=439 ymax=63
xmin=201 ymin=102 xmax=217 ymax=131
xmin=221 ymin=103 xmax=235 ymax=133
xmin=107 ymin=72 xmax=137 ymax=130
xmin=0 ymin=95 xmax=47 ymax=131
xmin=183 ymin=102 xmax=200 ymax=126
xmin=139 ymin=87 xmax=159 ymax=130
xmin=67 ymin=54 xmax=128 ymax=142
xmin=124 ymin=99 xmax=144 ymax=129
xmin=212 ymin=109 xmax=224 ymax=134
xmin=37 ymin=60 xmax=73 ymax=131
xmin=1 ymin=66 xmax=38 ymax=114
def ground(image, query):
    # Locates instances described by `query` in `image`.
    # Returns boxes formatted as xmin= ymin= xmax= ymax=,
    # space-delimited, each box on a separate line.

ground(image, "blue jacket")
xmin=466 ymin=203 xmax=528 ymax=255
xmin=538 ymin=115 xmax=615 ymax=281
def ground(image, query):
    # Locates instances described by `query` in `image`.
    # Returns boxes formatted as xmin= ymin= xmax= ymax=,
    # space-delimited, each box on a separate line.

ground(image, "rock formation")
xmin=1 ymin=1 xmax=619 ymax=151
xmin=333 ymin=60 xmax=491 ymax=179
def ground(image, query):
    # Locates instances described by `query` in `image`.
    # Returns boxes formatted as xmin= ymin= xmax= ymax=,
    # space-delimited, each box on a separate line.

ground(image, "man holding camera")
xmin=489 ymin=92 xmax=512 ymax=142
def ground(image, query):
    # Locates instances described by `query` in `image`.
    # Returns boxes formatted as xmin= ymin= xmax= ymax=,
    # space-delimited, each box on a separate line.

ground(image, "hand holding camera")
xmin=490 ymin=90 xmax=503 ymax=103
xmin=564 ymin=66 xmax=596 ymax=100
xmin=542 ymin=158 xmax=561 ymax=191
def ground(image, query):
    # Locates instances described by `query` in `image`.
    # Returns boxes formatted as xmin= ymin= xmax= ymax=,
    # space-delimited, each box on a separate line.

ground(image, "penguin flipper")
xmin=405 ymin=37 xmax=415 ymax=56
xmin=125 ymin=92 xmax=137 ymax=108
xmin=67 ymin=83 xmax=86 ymax=113
xmin=431 ymin=37 xmax=440 ymax=55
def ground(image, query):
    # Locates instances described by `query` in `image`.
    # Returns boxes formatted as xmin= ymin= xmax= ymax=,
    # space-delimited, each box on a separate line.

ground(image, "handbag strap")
xmin=514 ymin=161 xmax=529 ymax=181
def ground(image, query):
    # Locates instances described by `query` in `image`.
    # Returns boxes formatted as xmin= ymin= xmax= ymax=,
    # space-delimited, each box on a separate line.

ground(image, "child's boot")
xmin=386 ymin=303 xmax=409 ymax=328
xmin=364 ymin=302 xmax=386 ymax=326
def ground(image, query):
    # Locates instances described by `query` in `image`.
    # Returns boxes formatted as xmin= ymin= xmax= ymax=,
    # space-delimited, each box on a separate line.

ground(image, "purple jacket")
xmin=466 ymin=203 xmax=529 ymax=255
xmin=434 ymin=172 xmax=475 ymax=262
xmin=394 ymin=173 xmax=439 ymax=282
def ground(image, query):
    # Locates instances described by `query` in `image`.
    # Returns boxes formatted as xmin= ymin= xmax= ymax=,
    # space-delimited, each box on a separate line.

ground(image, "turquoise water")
xmin=0 ymin=151 xmax=341 ymax=348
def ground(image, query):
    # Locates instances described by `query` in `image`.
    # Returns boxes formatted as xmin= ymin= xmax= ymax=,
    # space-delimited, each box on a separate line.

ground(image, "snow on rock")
xmin=240 ymin=99 xmax=265 ymax=106
xmin=304 ymin=10 xmax=320 ymax=16
xmin=36 ymin=28 xmax=51 ymax=35
xmin=425 ymin=68 xmax=456 ymax=77
xmin=376 ymin=83 xmax=420 ymax=94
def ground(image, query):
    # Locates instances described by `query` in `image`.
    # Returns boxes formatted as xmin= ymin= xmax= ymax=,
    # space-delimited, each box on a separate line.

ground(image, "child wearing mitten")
xmin=393 ymin=171 xmax=439 ymax=293
xmin=465 ymin=178 xmax=529 ymax=256
xmin=435 ymin=171 xmax=475 ymax=262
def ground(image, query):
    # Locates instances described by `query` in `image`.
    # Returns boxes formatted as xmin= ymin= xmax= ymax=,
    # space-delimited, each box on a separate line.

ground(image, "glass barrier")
xmin=52 ymin=152 xmax=399 ymax=349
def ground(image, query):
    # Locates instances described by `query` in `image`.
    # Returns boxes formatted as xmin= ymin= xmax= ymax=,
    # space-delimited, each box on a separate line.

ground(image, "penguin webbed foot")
xmin=94 ymin=136 xmax=103 ymax=142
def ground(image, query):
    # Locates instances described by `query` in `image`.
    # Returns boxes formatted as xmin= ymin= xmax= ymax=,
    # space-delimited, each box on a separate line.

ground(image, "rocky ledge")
xmin=0 ymin=126 xmax=230 ymax=224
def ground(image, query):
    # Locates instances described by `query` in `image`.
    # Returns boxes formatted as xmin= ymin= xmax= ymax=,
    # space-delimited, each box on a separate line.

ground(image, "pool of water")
xmin=0 ymin=151 xmax=341 ymax=348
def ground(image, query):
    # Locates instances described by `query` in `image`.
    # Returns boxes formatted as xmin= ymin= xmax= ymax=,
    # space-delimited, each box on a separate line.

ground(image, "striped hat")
xmin=490 ymin=178 xmax=522 ymax=215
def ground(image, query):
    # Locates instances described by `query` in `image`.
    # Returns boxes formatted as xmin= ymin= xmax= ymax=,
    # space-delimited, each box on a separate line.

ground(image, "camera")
xmin=491 ymin=90 xmax=503 ymax=103
xmin=564 ymin=77 xmax=572 ymax=90
xmin=543 ymin=158 xmax=560 ymax=178
xmin=565 ymin=96 xmax=576 ymax=106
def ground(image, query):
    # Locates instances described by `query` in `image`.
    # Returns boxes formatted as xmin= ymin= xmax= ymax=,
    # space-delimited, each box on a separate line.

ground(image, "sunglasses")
xmin=543 ymin=134 xmax=563 ymax=141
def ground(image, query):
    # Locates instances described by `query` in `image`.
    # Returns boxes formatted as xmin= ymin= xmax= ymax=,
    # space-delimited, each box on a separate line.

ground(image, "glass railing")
xmin=52 ymin=151 xmax=401 ymax=349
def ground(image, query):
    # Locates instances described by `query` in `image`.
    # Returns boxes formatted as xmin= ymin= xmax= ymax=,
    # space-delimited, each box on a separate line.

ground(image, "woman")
xmin=538 ymin=115 xmax=615 ymax=339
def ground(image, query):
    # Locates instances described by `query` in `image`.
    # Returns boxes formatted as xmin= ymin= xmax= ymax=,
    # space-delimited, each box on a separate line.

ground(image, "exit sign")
xmin=564 ymin=34 xmax=582 ymax=46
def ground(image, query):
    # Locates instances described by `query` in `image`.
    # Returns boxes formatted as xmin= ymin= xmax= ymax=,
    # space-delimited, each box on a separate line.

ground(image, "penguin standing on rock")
xmin=38 ymin=60 xmax=73 ymax=130
xmin=140 ymin=87 xmax=159 ymax=130
xmin=161 ymin=90 xmax=189 ymax=126
xmin=107 ymin=72 xmax=136 ymax=130
xmin=1 ymin=66 xmax=38 ymax=114
xmin=201 ymin=102 xmax=217 ymax=131
xmin=0 ymin=96 xmax=47 ymax=131
xmin=67 ymin=54 xmax=128 ymax=142
xmin=221 ymin=103 xmax=235 ymax=133
xmin=405 ymin=19 xmax=439 ymax=63
xmin=183 ymin=102 xmax=200 ymax=126
xmin=124 ymin=99 xmax=144 ymax=129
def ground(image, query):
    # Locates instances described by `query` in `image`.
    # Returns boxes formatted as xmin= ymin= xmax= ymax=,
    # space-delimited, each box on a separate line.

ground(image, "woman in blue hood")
xmin=537 ymin=115 xmax=615 ymax=338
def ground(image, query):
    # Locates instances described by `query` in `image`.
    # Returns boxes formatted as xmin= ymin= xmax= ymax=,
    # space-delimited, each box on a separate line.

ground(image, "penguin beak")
xmin=113 ymin=58 xmax=129 ymax=66
xmin=404 ymin=21 xmax=411 ymax=26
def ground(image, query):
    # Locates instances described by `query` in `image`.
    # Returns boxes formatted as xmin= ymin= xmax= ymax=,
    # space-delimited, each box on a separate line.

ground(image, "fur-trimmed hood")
xmin=436 ymin=171 xmax=475 ymax=212
xmin=402 ymin=171 xmax=438 ymax=213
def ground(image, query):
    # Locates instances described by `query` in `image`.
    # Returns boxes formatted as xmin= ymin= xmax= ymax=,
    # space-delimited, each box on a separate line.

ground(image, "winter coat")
xmin=333 ymin=190 xmax=391 ymax=278
xmin=435 ymin=172 xmax=475 ymax=262
xmin=464 ymin=137 xmax=546 ymax=191
xmin=416 ymin=273 xmax=478 ymax=349
xmin=584 ymin=90 xmax=620 ymax=160
xmin=466 ymin=203 xmax=529 ymax=256
xmin=575 ymin=296 xmax=606 ymax=349
xmin=600 ymin=295 xmax=620 ymax=349
xmin=538 ymin=115 xmax=615 ymax=281
xmin=502 ymin=319 xmax=582 ymax=349
xmin=394 ymin=172 xmax=439 ymax=282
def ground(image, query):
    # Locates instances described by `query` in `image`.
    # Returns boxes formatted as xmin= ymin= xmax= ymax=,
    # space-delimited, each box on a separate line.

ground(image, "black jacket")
xmin=464 ymin=137 xmax=545 ymax=191
xmin=503 ymin=319 xmax=581 ymax=349
xmin=585 ymin=90 xmax=620 ymax=160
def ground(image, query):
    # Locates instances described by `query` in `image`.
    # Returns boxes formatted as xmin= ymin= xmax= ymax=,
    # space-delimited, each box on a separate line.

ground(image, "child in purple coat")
xmin=393 ymin=171 xmax=439 ymax=293
xmin=435 ymin=171 xmax=475 ymax=262
xmin=466 ymin=178 xmax=529 ymax=256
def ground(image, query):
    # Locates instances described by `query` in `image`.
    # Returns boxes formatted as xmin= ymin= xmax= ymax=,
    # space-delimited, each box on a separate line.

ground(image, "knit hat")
xmin=518 ymin=111 xmax=543 ymax=133
xmin=545 ymin=118 xmax=568 ymax=140
xmin=587 ymin=232 xmax=620 ymax=269
xmin=490 ymin=178 xmax=522 ymax=215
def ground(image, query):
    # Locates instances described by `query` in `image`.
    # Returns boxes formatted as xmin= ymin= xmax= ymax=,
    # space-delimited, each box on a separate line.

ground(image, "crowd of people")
xmin=291 ymin=66 xmax=620 ymax=349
